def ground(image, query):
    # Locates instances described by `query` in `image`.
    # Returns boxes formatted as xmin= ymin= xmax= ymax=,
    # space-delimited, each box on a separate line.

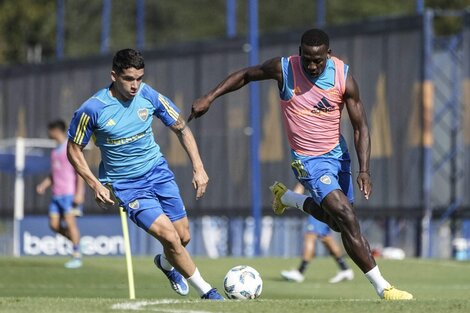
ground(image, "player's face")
xmin=300 ymin=44 xmax=331 ymax=78
xmin=48 ymin=128 xmax=63 ymax=143
xmin=111 ymin=67 xmax=145 ymax=101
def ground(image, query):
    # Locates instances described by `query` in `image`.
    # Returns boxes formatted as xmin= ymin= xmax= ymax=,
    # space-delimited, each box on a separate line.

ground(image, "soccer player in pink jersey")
xmin=36 ymin=120 xmax=85 ymax=269
xmin=189 ymin=29 xmax=412 ymax=300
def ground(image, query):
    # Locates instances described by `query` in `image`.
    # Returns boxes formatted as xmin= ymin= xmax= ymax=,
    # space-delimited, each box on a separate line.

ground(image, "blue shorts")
xmin=110 ymin=157 xmax=186 ymax=231
xmin=49 ymin=195 xmax=75 ymax=216
xmin=291 ymin=155 xmax=354 ymax=206
xmin=306 ymin=215 xmax=331 ymax=237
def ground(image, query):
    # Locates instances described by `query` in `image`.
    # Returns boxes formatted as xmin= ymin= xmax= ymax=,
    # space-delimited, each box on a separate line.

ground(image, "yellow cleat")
xmin=269 ymin=181 xmax=289 ymax=215
xmin=382 ymin=286 xmax=413 ymax=300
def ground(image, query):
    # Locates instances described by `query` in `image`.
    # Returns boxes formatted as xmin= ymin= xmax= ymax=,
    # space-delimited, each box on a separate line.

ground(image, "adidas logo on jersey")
xmin=106 ymin=119 xmax=116 ymax=126
xmin=312 ymin=97 xmax=334 ymax=114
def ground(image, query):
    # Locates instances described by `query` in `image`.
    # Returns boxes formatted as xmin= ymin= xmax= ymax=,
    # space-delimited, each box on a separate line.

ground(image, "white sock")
xmin=281 ymin=190 xmax=308 ymax=211
xmin=187 ymin=268 xmax=212 ymax=296
xmin=160 ymin=254 xmax=174 ymax=271
xmin=365 ymin=266 xmax=391 ymax=297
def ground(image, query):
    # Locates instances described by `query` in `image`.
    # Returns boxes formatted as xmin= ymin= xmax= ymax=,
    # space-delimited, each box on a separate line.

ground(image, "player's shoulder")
xmin=139 ymin=82 xmax=159 ymax=101
xmin=78 ymin=87 xmax=109 ymax=115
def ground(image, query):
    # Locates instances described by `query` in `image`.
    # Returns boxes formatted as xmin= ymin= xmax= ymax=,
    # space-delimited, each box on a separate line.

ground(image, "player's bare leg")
xmin=172 ymin=217 xmax=191 ymax=247
xmin=321 ymin=235 xmax=354 ymax=283
xmin=148 ymin=214 xmax=223 ymax=299
xmin=321 ymin=190 xmax=375 ymax=272
xmin=281 ymin=233 xmax=316 ymax=282
xmin=271 ymin=182 xmax=413 ymax=299
xmin=49 ymin=215 xmax=72 ymax=240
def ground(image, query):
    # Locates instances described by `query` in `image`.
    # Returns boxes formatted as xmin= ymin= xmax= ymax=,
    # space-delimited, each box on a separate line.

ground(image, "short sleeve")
xmin=154 ymin=93 xmax=181 ymax=126
xmin=68 ymin=99 xmax=101 ymax=146
xmin=140 ymin=84 xmax=181 ymax=126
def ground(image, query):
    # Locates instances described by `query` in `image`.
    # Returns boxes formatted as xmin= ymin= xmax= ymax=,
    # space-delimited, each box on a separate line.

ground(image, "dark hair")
xmin=112 ymin=48 xmax=145 ymax=74
xmin=301 ymin=29 xmax=329 ymax=48
xmin=47 ymin=119 xmax=67 ymax=132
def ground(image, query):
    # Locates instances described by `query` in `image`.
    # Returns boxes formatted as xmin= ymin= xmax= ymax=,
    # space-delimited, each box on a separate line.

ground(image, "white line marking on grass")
xmin=111 ymin=299 xmax=212 ymax=313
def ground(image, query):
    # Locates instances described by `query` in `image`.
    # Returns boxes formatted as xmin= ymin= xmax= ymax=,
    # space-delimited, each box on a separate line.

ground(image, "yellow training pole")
xmin=120 ymin=207 xmax=136 ymax=299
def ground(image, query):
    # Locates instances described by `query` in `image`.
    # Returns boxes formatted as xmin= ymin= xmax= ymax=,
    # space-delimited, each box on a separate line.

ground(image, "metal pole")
xmin=316 ymin=0 xmax=326 ymax=27
xmin=136 ymin=0 xmax=145 ymax=50
xmin=226 ymin=0 xmax=237 ymax=38
xmin=421 ymin=9 xmax=434 ymax=258
xmin=56 ymin=0 xmax=65 ymax=59
xmin=13 ymin=137 xmax=25 ymax=257
xmin=101 ymin=0 xmax=112 ymax=54
xmin=416 ymin=0 xmax=425 ymax=14
xmin=248 ymin=0 xmax=261 ymax=256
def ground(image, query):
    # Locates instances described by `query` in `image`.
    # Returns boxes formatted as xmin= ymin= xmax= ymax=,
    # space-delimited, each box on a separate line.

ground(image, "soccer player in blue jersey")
xmin=66 ymin=49 xmax=223 ymax=300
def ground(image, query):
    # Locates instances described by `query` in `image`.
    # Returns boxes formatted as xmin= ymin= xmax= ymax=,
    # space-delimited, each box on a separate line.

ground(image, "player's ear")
xmin=111 ymin=71 xmax=117 ymax=82
xmin=298 ymin=46 xmax=302 ymax=56
xmin=327 ymin=49 xmax=332 ymax=58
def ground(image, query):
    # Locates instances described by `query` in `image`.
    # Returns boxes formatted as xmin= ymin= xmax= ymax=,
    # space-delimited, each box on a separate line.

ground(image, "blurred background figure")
xmin=280 ymin=183 xmax=354 ymax=283
xmin=36 ymin=119 xmax=85 ymax=269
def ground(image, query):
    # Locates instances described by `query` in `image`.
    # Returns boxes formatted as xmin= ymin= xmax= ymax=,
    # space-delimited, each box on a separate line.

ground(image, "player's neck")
xmin=109 ymin=83 xmax=129 ymax=102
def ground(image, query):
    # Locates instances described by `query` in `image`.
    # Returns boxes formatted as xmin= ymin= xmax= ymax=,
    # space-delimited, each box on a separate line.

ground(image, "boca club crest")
xmin=137 ymin=108 xmax=149 ymax=121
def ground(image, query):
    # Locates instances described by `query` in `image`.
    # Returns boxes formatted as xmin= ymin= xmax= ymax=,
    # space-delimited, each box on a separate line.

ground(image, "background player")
xmin=280 ymin=183 xmax=353 ymax=283
xmin=66 ymin=49 xmax=223 ymax=300
xmin=189 ymin=29 xmax=412 ymax=300
xmin=36 ymin=120 xmax=85 ymax=269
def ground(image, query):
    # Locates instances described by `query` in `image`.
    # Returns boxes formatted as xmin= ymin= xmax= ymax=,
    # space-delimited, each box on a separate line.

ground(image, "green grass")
xmin=1 ymin=257 xmax=469 ymax=312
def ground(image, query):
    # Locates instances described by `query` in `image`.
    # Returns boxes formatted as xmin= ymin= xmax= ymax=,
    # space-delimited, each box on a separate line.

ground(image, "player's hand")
xmin=93 ymin=184 xmax=115 ymax=209
xmin=188 ymin=96 xmax=212 ymax=122
xmin=73 ymin=193 xmax=85 ymax=205
xmin=36 ymin=183 xmax=47 ymax=195
xmin=192 ymin=167 xmax=209 ymax=200
xmin=357 ymin=172 xmax=372 ymax=200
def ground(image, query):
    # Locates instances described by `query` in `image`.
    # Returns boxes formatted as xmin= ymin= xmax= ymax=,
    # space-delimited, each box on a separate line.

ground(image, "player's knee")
xmin=49 ymin=221 xmax=60 ymax=232
xmin=333 ymin=203 xmax=356 ymax=227
xmin=161 ymin=230 xmax=184 ymax=255
xmin=180 ymin=232 xmax=191 ymax=247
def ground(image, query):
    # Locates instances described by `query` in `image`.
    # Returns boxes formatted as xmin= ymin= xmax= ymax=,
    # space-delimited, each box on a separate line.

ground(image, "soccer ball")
xmin=223 ymin=265 xmax=263 ymax=299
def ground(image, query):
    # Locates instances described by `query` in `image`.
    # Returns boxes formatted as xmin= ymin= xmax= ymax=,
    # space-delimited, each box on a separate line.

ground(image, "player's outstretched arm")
xmin=169 ymin=116 xmax=208 ymax=200
xmin=344 ymin=73 xmax=372 ymax=200
xmin=189 ymin=57 xmax=283 ymax=121
xmin=67 ymin=140 xmax=114 ymax=208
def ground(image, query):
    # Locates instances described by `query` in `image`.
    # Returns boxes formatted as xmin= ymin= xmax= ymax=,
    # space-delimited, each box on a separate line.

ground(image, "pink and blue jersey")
xmin=279 ymin=56 xmax=349 ymax=159
xmin=51 ymin=141 xmax=77 ymax=196
xmin=280 ymin=55 xmax=354 ymax=205
xmin=68 ymin=83 xmax=180 ymax=183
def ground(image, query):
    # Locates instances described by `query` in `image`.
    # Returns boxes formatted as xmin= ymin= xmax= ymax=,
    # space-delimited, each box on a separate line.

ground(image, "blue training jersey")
xmin=68 ymin=82 xmax=180 ymax=183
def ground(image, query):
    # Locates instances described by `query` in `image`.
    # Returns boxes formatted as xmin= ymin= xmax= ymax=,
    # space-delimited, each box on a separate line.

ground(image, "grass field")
xmin=1 ymin=257 xmax=469 ymax=313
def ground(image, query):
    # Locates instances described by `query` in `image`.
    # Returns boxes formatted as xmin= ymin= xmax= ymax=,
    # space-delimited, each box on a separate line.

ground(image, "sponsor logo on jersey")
xmin=137 ymin=108 xmax=149 ymax=121
xmin=320 ymin=175 xmax=332 ymax=185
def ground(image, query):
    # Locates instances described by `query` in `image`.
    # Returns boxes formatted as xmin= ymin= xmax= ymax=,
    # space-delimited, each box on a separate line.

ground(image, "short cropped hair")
xmin=301 ymin=29 xmax=329 ymax=48
xmin=47 ymin=119 xmax=67 ymax=132
xmin=112 ymin=49 xmax=145 ymax=74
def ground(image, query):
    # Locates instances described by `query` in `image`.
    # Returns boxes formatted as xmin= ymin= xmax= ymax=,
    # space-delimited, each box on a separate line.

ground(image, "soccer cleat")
xmin=201 ymin=288 xmax=224 ymax=300
xmin=154 ymin=254 xmax=189 ymax=296
xmin=280 ymin=269 xmax=305 ymax=283
xmin=269 ymin=181 xmax=289 ymax=215
xmin=64 ymin=258 xmax=82 ymax=269
xmin=382 ymin=286 xmax=414 ymax=300
xmin=329 ymin=269 xmax=354 ymax=283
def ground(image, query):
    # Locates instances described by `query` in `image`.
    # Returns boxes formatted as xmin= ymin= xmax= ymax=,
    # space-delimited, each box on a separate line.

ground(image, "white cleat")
xmin=281 ymin=269 xmax=305 ymax=283
xmin=329 ymin=269 xmax=354 ymax=283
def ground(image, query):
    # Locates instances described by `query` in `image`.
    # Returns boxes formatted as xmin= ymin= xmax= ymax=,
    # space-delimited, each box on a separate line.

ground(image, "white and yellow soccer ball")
xmin=223 ymin=265 xmax=263 ymax=300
